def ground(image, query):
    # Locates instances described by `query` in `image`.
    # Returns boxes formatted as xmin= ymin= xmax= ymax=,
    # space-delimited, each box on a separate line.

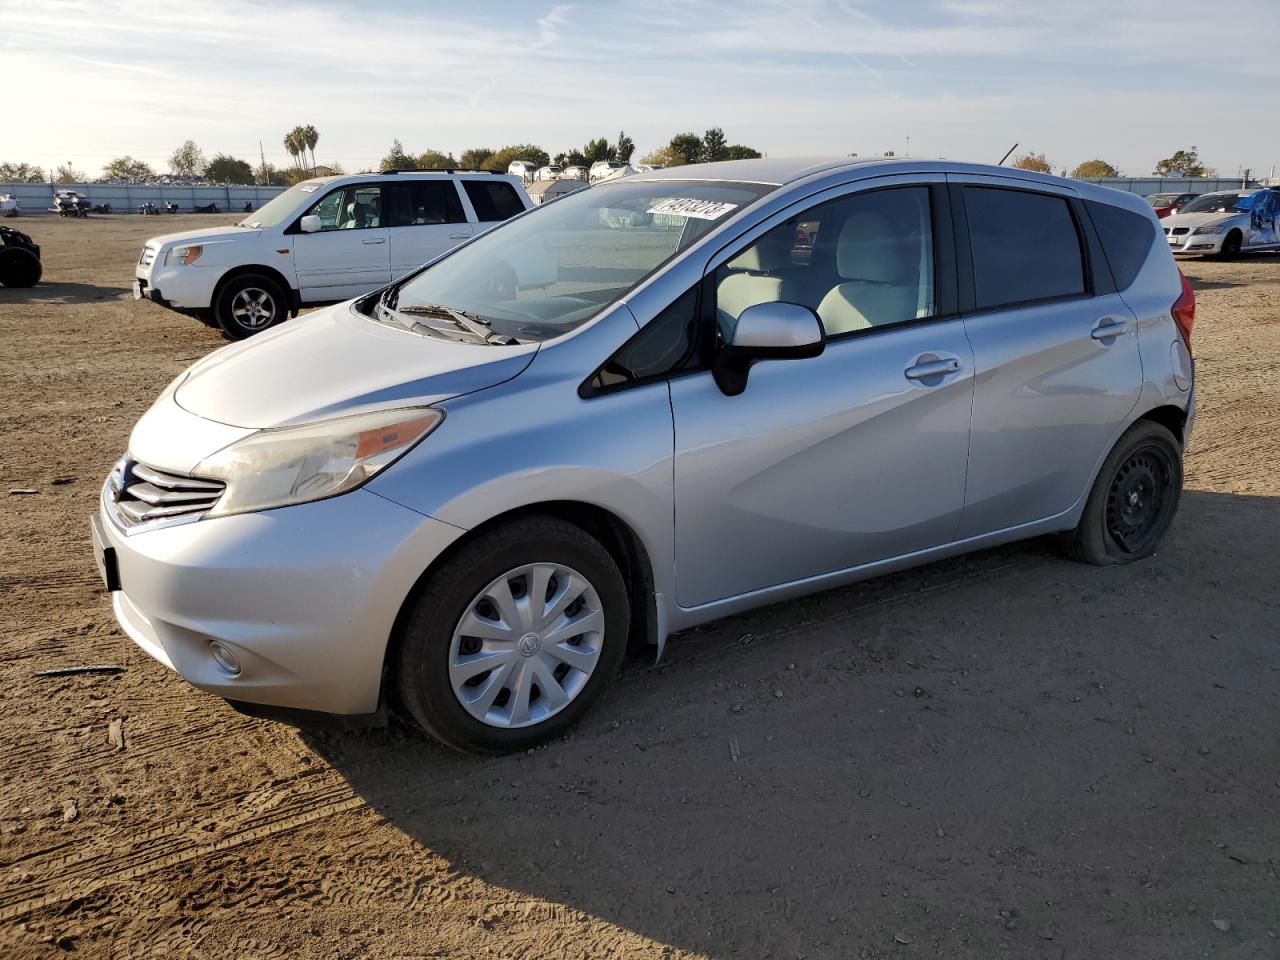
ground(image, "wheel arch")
xmin=381 ymin=500 xmax=660 ymax=708
xmin=212 ymin=264 xmax=301 ymax=316
xmin=1135 ymin=403 xmax=1188 ymax=446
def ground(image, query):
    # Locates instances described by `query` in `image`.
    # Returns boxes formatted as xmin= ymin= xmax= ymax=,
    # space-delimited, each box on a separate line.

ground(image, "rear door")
xmin=950 ymin=178 xmax=1143 ymax=538
xmin=292 ymin=183 xmax=391 ymax=302
xmin=386 ymin=179 xmax=472 ymax=278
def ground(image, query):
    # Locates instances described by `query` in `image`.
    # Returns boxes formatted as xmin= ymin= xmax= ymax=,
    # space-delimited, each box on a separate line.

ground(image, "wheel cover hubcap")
xmin=230 ymin=287 xmax=276 ymax=329
xmin=1105 ymin=445 xmax=1173 ymax=553
xmin=449 ymin=562 xmax=604 ymax=729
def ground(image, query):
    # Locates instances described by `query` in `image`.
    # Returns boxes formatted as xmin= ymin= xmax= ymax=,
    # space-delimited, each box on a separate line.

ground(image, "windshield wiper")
xmin=374 ymin=296 xmax=516 ymax=345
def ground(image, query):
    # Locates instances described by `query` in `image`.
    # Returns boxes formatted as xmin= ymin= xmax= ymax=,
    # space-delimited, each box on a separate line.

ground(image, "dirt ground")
xmin=1 ymin=214 xmax=1277 ymax=959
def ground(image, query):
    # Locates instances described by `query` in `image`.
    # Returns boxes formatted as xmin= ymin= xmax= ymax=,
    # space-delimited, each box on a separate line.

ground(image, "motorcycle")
xmin=164 ymin=201 xmax=179 ymax=214
xmin=52 ymin=191 xmax=91 ymax=218
xmin=193 ymin=202 xmax=219 ymax=214
xmin=139 ymin=202 xmax=158 ymax=215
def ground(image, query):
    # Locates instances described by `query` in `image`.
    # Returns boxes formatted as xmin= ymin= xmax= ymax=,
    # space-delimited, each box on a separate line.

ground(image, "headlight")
xmin=165 ymin=244 xmax=203 ymax=266
xmin=196 ymin=408 xmax=443 ymax=518
xmin=1192 ymin=223 xmax=1226 ymax=235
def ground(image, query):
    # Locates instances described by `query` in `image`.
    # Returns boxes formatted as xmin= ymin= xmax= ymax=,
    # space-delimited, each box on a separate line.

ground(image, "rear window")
xmin=965 ymin=187 xmax=1085 ymax=310
xmin=1086 ymin=200 xmax=1155 ymax=290
xmin=463 ymin=181 xmax=525 ymax=222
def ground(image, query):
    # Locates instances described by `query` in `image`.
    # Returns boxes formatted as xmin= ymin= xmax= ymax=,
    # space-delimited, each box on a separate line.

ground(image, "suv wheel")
xmin=215 ymin=274 xmax=287 ymax=339
xmin=394 ymin=517 xmax=629 ymax=754
xmin=1060 ymin=420 xmax=1183 ymax=565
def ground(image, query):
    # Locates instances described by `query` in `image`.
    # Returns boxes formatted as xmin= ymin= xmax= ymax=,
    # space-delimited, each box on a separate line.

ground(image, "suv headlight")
xmin=165 ymin=244 xmax=203 ymax=266
xmin=1192 ymin=223 xmax=1226 ymax=235
xmin=196 ymin=408 xmax=443 ymax=518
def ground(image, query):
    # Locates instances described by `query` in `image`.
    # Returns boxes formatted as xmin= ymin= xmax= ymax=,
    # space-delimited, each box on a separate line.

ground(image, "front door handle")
xmin=361 ymin=238 xmax=386 ymax=245
xmin=448 ymin=232 xmax=471 ymax=240
xmin=904 ymin=357 xmax=961 ymax=381
xmin=1091 ymin=318 xmax=1129 ymax=340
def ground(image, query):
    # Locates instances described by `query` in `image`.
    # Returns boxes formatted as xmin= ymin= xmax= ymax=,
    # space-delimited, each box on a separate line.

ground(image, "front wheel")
xmin=394 ymin=517 xmax=630 ymax=754
xmin=1059 ymin=420 xmax=1183 ymax=565
xmin=1218 ymin=230 xmax=1242 ymax=260
xmin=215 ymin=274 xmax=287 ymax=339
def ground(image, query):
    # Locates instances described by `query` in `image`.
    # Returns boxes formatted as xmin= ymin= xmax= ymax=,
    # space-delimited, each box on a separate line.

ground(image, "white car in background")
xmin=561 ymin=165 xmax=589 ymax=181
xmin=134 ymin=172 xmax=534 ymax=338
xmin=534 ymin=165 xmax=562 ymax=182
xmin=1161 ymin=188 xmax=1280 ymax=258
xmin=632 ymin=163 xmax=665 ymax=173
xmin=507 ymin=160 xmax=538 ymax=182
xmin=0 ymin=194 xmax=19 ymax=217
xmin=589 ymin=160 xmax=630 ymax=182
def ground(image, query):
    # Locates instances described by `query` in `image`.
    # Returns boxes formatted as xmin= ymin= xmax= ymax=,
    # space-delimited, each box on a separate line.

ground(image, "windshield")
xmin=1180 ymin=193 xmax=1248 ymax=215
xmin=238 ymin=181 xmax=326 ymax=228
xmin=376 ymin=178 xmax=775 ymax=343
xmin=1147 ymin=194 xmax=1179 ymax=206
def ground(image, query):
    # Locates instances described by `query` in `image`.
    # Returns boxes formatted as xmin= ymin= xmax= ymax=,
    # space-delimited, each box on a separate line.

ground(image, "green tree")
xmin=206 ymin=154 xmax=256 ymax=184
xmin=701 ymin=127 xmax=728 ymax=163
xmin=554 ymin=149 xmax=589 ymax=168
xmin=1070 ymin=159 xmax=1119 ymax=179
xmin=614 ymin=130 xmax=635 ymax=164
xmin=283 ymin=128 xmax=305 ymax=173
xmin=459 ymin=147 xmax=495 ymax=170
xmin=256 ymin=163 xmax=290 ymax=186
xmin=416 ymin=149 xmax=458 ymax=169
xmin=300 ymin=124 xmax=319 ymax=174
xmin=1154 ymin=147 xmax=1206 ymax=177
xmin=725 ymin=144 xmax=762 ymax=160
xmin=168 ymin=140 xmax=206 ymax=176
xmin=669 ymin=133 xmax=703 ymax=165
xmin=583 ymin=137 xmax=614 ymax=163
xmin=380 ymin=139 xmax=416 ymax=171
xmin=1011 ymin=151 xmax=1052 ymax=173
xmin=55 ymin=163 xmax=88 ymax=182
xmin=483 ymin=144 xmax=551 ymax=172
xmin=102 ymin=156 xmax=155 ymax=180
xmin=0 ymin=162 xmax=46 ymax=182
xmin=639 ymin=146 xmax=684 ymax=168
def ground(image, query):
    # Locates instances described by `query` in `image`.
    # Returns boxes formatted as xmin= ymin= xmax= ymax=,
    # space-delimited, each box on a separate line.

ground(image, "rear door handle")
xmin=448 ymin=232 xmax=471 ymax=240
xmin=1091 ymin=318 xmax=1129 ymax=340
xmin=361 ymin=238 xmax=386 ymax=245
xmin=904 ymin=357 xmax=961 ymax=381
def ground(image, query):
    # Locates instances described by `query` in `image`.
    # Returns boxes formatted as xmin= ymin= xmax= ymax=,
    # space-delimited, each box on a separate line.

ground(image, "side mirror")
xmin=713 ymin=301 xmax=825 ymax=396
xmin=299 ymin=214 xmax=322 ymax=234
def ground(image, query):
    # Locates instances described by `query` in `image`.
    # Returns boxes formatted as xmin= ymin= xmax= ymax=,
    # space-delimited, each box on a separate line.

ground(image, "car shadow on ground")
xmin=305 ymin=489 xmax=1280 ymax=958
xmin=0 ymin=281 xmax=130 ymax=304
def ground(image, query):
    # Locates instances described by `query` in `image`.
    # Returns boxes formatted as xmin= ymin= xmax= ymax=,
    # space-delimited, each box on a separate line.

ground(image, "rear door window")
xmin=964 ymin=187 xmax=1085 ymax=309
xmin=386 ymin=181 xmax=466 ymax=227
xmin=463 ymin=181 xmax=525 ymax=222
xmin=1085 ymin=200 xmax=1155 ymax=289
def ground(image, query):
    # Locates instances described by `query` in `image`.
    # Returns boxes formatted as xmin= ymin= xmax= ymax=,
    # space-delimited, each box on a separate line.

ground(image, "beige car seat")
xmin=816 ymin=212 xmax=919 ymax=334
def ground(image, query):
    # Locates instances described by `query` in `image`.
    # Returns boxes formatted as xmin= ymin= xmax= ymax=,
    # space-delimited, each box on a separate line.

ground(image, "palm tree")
xmin=301 ymin=125 xmax=319 ymax=175
xmin=282 ymin=130 xmax=302 ymax=173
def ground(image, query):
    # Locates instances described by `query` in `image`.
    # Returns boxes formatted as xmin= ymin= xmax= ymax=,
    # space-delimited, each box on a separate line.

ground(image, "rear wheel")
xmin=0 ymin=247 xmax=41 ymax=287
xmin=1060 ymin=420 xmax=1182 ymax=565
xmin=394 ymin=517 xmax=629 ymax=754
xmin=215 ymin=273 xmax=287 ymax=339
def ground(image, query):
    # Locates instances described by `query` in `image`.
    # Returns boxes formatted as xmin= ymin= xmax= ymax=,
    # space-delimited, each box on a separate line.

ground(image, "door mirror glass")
xmin=300 ymin=214 xmax=322 ymax=234
xmin=715 ymin=301 xmax=824 ymax=396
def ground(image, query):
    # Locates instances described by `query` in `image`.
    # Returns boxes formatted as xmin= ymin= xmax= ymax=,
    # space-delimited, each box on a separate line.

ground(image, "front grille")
xmin=108 ymin=457 xmax=224 ymax=528
xmin=138 ymin=246 xmax=156 ymax=266
xmin=1169 ymin=226 xmax=1190 ymax=235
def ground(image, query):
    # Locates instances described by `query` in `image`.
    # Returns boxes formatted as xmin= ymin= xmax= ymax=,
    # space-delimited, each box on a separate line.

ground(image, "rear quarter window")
xmin=1086 ymin=200 xmax=1155 ymax=290
xmin=964 ymin=186 xmax=1085 ymax=310
xmin=463 ymin=181 xmax=526 ymax=222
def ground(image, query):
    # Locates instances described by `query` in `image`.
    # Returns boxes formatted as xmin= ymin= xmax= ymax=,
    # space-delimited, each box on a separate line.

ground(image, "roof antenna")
xmin=997 ymin=142 xmax=1019 ymax=166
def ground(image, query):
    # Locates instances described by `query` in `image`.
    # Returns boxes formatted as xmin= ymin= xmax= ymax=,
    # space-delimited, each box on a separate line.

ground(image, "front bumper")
xmin=134 ymin=261 xmax=220 ymax=311
xmin=97 ymin=484 xmax=465 ymax=716
xmin=1164 ymin=231 xmax=1224 ymax=255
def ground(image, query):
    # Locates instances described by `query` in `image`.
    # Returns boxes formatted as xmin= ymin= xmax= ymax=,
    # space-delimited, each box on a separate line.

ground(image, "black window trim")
xmin=950 ymin=181 xmax=1103 ymax=316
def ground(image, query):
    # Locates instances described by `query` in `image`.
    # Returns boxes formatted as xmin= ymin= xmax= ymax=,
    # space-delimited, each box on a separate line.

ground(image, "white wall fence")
xmin=0 ymin=182 xmax=287 ymax=213
xmin=1076 ymin=176 xmax=1260 ymax=197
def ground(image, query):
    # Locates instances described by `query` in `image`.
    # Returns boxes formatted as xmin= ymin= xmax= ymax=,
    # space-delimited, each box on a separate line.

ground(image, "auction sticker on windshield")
xmin=647 ymin=198 xmax=739 ymax=220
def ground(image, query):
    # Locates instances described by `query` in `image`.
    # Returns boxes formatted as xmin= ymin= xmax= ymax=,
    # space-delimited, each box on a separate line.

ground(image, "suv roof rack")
xmin=378 ymin=169 xmax=500 ymax=175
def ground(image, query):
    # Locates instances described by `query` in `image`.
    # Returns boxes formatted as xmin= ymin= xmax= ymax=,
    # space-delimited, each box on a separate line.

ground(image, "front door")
xmin=1245 ymin=189 xmax=1278 ymax=249
xmin=293 ymin=183 xmax=392 ymax=302
xmin=670 ymin=181 xmax=975 ymax=607
xmin=951 ymin=179 xmax=1144 ymax=538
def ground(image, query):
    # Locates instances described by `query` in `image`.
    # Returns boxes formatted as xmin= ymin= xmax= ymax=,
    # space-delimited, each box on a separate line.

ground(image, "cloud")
xmin=535 ymin=4 xmax=574 ymax=48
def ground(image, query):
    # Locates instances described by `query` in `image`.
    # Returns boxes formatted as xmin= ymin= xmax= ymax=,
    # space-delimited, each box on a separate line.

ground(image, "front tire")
xmin=1218 ymin=230 xmax=1242 ymax=260
xmin=394 ymin=517 xmax=630 ymax=755
xmin=1060 ymin=420 xmax=1183 ymax=565
xmin=215 ymin=274 xmax=287 ymax=339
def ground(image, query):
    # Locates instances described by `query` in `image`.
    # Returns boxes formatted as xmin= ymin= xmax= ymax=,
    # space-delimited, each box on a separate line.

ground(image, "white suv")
xmin=134 ymin=172 xmax=534 ymax=338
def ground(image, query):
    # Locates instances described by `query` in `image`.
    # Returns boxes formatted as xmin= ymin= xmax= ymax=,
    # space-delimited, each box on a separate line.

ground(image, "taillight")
xmin=1171 ymin=270 xmax=1195 ymax=355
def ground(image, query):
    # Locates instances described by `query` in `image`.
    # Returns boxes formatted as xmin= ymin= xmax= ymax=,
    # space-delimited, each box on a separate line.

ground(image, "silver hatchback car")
xmin=93 ymin=158 xmax=1196 ymax=754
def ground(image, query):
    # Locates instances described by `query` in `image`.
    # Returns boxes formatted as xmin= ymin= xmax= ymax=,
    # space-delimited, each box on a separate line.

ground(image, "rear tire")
xmin=215 ymin=273 xmax=287 ymax=339
xmin=1059 ymin=420 xmax=1182 ymax=565
xmin=0 ymin=247 xmax=41 ymax=287
xmin=394 ymin=517 xmax=630 ymax=755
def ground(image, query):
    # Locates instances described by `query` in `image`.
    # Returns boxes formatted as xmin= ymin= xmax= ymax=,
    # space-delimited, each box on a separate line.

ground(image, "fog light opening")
xmin=208 ymin=640 xmax=242 ymax=676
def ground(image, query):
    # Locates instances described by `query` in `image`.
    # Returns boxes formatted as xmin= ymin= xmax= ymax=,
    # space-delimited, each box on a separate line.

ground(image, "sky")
xmin=3 ymin=0 xmax=1277 ymax=179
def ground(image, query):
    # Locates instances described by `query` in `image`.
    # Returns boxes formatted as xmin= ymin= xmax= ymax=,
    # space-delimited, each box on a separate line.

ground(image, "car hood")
xmin=174 ymin=302 xmax=539 ymax=429
xmin=1162 ymin=211 xmax=1244 ymax=230
xmin=146 ymin=225 xmax=259 ymax=248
